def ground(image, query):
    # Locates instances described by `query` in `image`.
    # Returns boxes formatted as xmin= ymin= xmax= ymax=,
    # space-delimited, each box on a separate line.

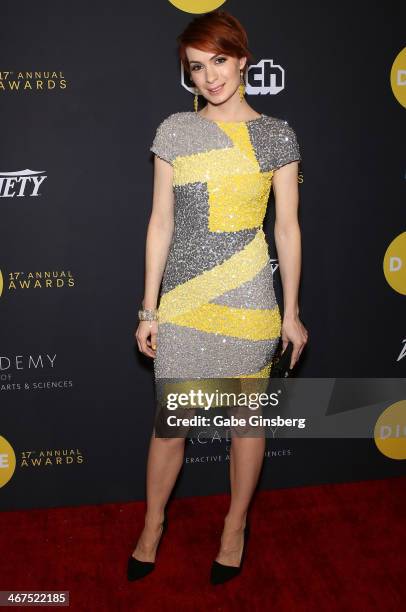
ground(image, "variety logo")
xmin=0 ymin=169 xmax=47 ymax=198
xmin=0 ymin=71 xmax=67 ymax=92
xmin=181 ymin=58 xmax=285 ymax=96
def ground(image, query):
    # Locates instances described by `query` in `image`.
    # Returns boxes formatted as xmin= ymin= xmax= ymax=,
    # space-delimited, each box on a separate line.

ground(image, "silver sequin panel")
xmin=161 ymin=181 xmax=258 ymax=294
xmin=210 ymin=259 xmax=278 ymax=310
xmin=153 ymin=324 xmax=280 ymax=378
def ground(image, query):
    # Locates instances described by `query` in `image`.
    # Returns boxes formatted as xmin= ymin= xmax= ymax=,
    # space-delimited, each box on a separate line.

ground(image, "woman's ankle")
xmin=223 ymin=512 xmax=247 ymax=530
xmin=144 ymin=510 xmax=165 ymax=529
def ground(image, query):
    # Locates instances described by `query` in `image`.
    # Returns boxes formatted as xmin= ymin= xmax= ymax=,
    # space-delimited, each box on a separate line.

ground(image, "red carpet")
xmin=1 ymin=476 xmax=405 ymax=611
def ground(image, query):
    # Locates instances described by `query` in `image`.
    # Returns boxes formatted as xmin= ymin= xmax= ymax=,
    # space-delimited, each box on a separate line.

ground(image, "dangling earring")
xmin=239 ymin=70 xmax=245 ymax=101
xmin=191 ymin=80 xmax=199 ymax=112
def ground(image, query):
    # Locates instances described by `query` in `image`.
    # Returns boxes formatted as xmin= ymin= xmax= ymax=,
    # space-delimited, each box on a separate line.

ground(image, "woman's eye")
xmin=191 ymin=57 xmax=226 ymax=71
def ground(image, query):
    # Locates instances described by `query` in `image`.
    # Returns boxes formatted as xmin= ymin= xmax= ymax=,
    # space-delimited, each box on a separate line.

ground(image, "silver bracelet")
xmin=138 ymin=308 xmax=159 ymax=322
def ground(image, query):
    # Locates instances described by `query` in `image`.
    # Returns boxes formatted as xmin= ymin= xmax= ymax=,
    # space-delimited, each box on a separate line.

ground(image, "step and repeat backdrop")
xmin=1 ymin=1 xmax=405 ymax=510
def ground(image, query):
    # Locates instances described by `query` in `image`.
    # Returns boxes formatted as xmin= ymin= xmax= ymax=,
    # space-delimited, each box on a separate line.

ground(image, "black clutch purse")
xmin=270 ymin=341 xmax=294 ymax=378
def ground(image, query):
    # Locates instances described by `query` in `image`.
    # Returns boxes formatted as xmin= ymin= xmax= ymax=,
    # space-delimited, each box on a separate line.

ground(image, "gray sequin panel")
xmin=210 ymin=259 xmax=277 ymax=310
xmin=154 ymin=323 xmax=280 ymax=379
xmin=161 ymin=181 xmax=258 ymax=294
xmin=249 ymin=116 xmax=301 ymax=172
xmin=150 ymin=110 xmax=236 ymax=163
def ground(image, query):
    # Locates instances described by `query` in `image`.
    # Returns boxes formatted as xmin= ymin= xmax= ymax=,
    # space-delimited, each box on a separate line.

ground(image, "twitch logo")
xmin=181 ymin=59 xmax=285 ymax=96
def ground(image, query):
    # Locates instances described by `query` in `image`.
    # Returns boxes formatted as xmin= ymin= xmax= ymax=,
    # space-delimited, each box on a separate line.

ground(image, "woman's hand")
xmin=281 ymin=314 xmax=308 ymax=369
xmin=135 ymin=320 xmax=158 ymax=358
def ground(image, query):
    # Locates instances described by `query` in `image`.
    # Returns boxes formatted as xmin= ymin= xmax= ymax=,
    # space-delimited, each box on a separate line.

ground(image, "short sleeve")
xmin=150 ymin=115 xmax=177 ymax=166
xmin=274 ymin=120 xmax=301 ymax=170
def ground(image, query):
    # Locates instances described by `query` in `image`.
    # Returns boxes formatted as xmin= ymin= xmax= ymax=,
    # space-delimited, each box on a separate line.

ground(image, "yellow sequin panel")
xmin=173 ymin=122 xmax=259 ymax=186
xmin=158 ymin=229 xmax=269 ymax=323
xmin=170 ymin=303 xmax=281 ymax=341
xmin=173 ymin=147 xmax=257 ymax=186
xmin=208 ymin=171 xmax=273 ymax=232
xmin=215 ymin=121 xmax=258 ymax=162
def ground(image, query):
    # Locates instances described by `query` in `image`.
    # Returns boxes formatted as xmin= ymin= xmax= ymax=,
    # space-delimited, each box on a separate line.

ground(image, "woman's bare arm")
xmin=273 ymin=161 xmax=301 ymax=319
xmin=143 ymin=155 xmax=175 ymax=309
xmin=272 ymin=161 xmax=308 ymax=367
xmin=136 ymin=155 xmax=174 ymax=358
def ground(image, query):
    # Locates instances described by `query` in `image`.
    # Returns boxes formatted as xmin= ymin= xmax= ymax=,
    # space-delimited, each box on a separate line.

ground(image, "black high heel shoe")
xmin=127 ymin=515 xmax=167 ymax=581
xmin=210 ymin=521 xmax=250 ymax=585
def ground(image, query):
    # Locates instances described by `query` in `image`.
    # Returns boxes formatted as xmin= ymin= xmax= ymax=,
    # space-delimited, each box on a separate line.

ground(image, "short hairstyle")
xmin=177 ymin=9 xmax=254 ymax=78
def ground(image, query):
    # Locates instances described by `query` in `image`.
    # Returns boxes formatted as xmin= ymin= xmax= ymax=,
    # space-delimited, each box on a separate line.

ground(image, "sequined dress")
xmin=149 ymin=111 xmax=301 ymax=380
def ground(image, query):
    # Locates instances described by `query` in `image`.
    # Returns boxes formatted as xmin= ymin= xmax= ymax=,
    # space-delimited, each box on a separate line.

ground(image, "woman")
xmin=129 ymin=9 xmax=308 ymax=584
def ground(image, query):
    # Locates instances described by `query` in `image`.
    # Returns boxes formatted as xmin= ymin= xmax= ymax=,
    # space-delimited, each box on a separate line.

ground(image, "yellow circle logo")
xmin=390 ymin=47 xmax=406 ymax=108
xmin=374 ymin=400 xmax=406 ymax=460
xmin=0 ymin=435 xmax=16 ymax=487
xmin=383 ymin=232 xmax=406 ymax=295
xmin=169 ymin=0 xmax=226 ymax=13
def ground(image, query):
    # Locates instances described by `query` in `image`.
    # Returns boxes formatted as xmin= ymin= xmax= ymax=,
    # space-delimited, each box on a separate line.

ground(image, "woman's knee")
xmin=151 ymin=428 xmax=186 ymax=446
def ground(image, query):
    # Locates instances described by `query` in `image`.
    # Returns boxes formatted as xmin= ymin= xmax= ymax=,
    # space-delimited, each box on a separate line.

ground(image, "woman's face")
xmin=186 ymin=47 xmax=246 ymax=104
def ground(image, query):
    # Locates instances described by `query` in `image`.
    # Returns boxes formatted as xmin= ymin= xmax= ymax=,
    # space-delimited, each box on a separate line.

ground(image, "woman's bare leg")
xmin=216 ymin=435 xmax=265 ymax=566
xmin=132 ymin=431 xmax=186 ymax=562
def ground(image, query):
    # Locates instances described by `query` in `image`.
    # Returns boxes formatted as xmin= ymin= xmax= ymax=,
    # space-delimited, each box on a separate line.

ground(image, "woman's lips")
xmin=207 ymin=84 xmax=224 ymax=94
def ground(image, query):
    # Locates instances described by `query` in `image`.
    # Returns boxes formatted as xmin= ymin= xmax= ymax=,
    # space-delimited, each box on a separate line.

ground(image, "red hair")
xmin=177 ymin=9 xmax=254 ymax=78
